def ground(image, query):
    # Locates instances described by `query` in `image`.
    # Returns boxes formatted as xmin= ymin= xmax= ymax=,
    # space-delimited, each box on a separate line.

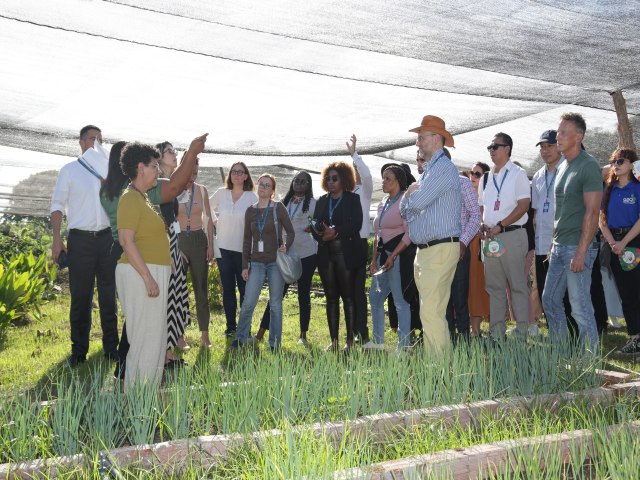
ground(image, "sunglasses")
xmin=325 ymin=174 xmax=340 ymax=183
xmin=163 ymin=148 xmax=177 ymax=155
xmin=469 ymin=171 xmax=483 ymax=178
xmin=487 ymin=143 xmax=508 ymax=151
xmin=293 ymin=178 xmax=309 ymax=185
xmin=610 ymin=158 xmax=628 ymax=166
xmin=230 ymin=169 xmax=246 ymax=176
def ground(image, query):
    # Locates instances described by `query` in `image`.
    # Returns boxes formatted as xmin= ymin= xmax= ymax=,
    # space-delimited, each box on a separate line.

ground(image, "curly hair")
xmin=320 ymin=161 xmax=356 ymax=192
xmin=225 ymin=161 xmax=254 ymax=191
xmin=101 ymin=141 xmax=128 ymax=201
xmin=602 ymin=148 xmax=639 ymax=224
xmin=282 ymin=171 xmax=314 ymax=213
xmin=120 ymin=142 xmax=161 ymax=180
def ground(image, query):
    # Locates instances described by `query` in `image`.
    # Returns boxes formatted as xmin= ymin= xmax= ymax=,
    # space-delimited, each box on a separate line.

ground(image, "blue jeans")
xmin=236 ymin=261 xmax=285 ymax=348
xmin=218 ymin=248 xmax=246 ymax=332
xmin=369 ymin=253 xmax=411 ymax=350
xmin=542 ymin=243 xmax=599 ymax=353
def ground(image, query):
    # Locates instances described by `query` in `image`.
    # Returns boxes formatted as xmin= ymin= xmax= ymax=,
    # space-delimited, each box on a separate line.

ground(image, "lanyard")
xmin=378 ymin=192 xmax=402 ymax=227
xmin=544 ymin=168 xmax=557 ymax=201
xmin=287 ymin=198 xmax=302 ymax=219
xmin=328 ymin=194 xmax=343 ymax=223
xmin=77 ymin=157 xmax=105 ymax=182
xmin=492 ymin=169 xmax=509 ymax=199
xmin=256 ymin=200 xmax=271 ymax=239
xmin=184 ymin=184 xmax=195 ymax=237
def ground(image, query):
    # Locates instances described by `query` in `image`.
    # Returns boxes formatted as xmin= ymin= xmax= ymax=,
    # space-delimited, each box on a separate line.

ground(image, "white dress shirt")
xmin=50 ymin=155 xmax=110 ymax=231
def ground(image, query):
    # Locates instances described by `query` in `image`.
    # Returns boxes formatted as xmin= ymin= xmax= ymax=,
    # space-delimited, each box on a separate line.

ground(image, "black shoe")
xmin=618 ymin=337 xmax=640 ymax=355
xmin=164 ymin=359 xmax=187 ymax=369
xmin=224 ymin=329 xmax=236 ymax=338
xmin=104 ymin=350 xmax=119 ymax=362
xmin=67 ymin=354 xmax=86 ymax=368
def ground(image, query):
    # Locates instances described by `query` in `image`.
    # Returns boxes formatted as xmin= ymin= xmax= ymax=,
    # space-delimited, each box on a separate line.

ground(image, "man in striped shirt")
xmin=400 ymin=116 xmax=462 ymax=352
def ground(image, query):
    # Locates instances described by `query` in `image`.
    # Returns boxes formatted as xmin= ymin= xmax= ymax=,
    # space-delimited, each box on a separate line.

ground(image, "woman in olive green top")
xmin=116 ymin=143 xmax=171 ymax=389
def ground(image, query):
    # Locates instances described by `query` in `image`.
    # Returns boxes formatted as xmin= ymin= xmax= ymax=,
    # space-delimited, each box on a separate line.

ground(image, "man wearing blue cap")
xmin=531 ymin=130 xmax=563 ymax=312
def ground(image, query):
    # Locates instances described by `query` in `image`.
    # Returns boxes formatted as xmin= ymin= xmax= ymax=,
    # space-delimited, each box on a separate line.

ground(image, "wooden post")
xmin=219 ymin=166 xmax=226 ymax=183
xmin=610 ymin=90 xmax=637 ymax=151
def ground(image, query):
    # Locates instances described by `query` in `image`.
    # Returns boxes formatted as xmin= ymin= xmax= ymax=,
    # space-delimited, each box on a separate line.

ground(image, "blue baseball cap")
xmin=536 ymin=130 xmax=557 ymax=146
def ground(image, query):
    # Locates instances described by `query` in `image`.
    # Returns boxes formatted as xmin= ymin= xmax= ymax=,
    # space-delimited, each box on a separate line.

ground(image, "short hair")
xmin=225 ymin=162 xmax=254 ymax=191
xmin=257 ymin=173 xmax=277 ymax=198
xmin=474 ymin=161 xmax=491 ymax=173
xmin=120 ymin=142 xmax=160 ymax=180
xmin=321 ymin=161 xmax=356 ymax=192
xmin=602 ymin=148 xmax=639 ymax=223
xmin=560 ymin=112 xmax=587 ymax=134
xmin=494 ymin=132 xmax=513 ymax=157
xmin=80 ymin=125 xmax=101 ymax=139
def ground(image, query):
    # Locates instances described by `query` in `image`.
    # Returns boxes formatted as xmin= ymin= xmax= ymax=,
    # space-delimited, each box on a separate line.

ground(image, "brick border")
xmin=1 ymin=376 xmax=637 ymax=479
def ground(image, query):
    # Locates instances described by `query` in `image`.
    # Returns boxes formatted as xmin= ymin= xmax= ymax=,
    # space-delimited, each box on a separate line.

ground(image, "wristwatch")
xmin=496 ymin=221 xmax=504 ymax=233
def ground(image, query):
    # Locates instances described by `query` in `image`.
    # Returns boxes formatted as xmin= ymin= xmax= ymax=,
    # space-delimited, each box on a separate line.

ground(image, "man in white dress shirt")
xmin=51 ymin=125 xmax=119 ymax=366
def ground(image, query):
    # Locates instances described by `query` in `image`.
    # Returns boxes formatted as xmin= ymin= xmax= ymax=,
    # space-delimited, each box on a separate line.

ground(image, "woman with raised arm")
xmin=232 ymin=174 xmax=294 ymax=350
xmin=599 ymin=149 xmax=640 ymax=355
xmin=255 ymin=171 xmax=317 ymax=345
xmin=311 ymin=162 xmax=365 ymax=352
xmin=209 ymin=162 xmax=258 ymax=338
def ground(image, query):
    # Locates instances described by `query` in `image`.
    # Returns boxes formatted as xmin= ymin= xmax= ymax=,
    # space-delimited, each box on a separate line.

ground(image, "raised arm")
xmin=160 ymin=133 xmax=208 ymax=203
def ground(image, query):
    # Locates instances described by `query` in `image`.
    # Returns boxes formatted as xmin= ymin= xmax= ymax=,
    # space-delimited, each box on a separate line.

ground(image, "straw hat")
xmin=409 ymin=115 xmax=454 ymax=147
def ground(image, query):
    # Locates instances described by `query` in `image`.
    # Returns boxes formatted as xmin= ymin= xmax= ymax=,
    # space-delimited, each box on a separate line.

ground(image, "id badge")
xmin=258 ymin=240 xmax=264 ymax=252
xmin=543 ymin=201 xmax=550 ymax=213
xmin=493 ymin=199 xmax=500 ymax=211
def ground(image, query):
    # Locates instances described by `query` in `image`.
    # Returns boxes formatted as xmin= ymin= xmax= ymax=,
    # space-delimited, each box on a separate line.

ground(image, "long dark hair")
xmin=602 ymin=148 xmax=639 ymax=223
xmin=100 ymin=141 xmax=128 ymax=201
xmin=282 ymin=171 xmax=314 ymax=213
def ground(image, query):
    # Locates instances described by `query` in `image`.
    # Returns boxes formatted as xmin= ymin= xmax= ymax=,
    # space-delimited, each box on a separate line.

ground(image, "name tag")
xmin=258 ymin=240 xmax=264 ymax=252
xmin=543 ymin=201 xmax=550 ymax=213
xmin=493 ymin=200 xmax=500 ymax=211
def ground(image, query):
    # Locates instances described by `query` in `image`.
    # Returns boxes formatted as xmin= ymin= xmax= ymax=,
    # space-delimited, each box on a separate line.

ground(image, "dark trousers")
xmin=610 ymin=235 xmax=640 ymax=336
xmin=318 ymin=240 xmax=356 ymax=342
xmin=179 ymin=230 xmax=210 ymax=331
xmin=536 ymin=252 xmax=608 ymax=337
xmin=260 ymin=254 xmax=317 ymax=333
xmin=68 ymin=229 xmax=118 ymax=358
xmin=388 ymin=294 xmax=422 ymax=331
xmin=446 ymin=246 xmax=471 ymax=341
xmin=218 ymin=248 xmax=246 ymax=332
xmin=352 ymin=238 xmax=370 ymax=342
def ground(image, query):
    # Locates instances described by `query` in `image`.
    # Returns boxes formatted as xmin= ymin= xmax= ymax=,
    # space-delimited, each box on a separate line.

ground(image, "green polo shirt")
xmin=553 ymin=151 xmax=602 ymax=246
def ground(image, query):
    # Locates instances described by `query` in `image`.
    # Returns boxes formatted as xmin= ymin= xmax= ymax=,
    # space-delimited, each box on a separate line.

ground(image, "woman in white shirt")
xmin=209 ymin=162 xmax=258 ymax=337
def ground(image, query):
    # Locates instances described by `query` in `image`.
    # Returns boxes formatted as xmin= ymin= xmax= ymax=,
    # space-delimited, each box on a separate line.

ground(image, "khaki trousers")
xmin=414 ymin=242 xmax=459 ymax=352
xmin=483 ymin=229 xmax=529 ymax=339
xmin=116 ymin=263 xmax=170 ymax=391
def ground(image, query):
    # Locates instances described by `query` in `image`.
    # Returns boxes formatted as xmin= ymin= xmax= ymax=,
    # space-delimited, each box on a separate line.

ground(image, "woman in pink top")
xmin=363 ymin=163 xmax=415 ymax=352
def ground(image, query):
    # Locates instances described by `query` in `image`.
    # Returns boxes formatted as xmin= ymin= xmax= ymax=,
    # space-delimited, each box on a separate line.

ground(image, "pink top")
xmin=373 ymin=193 xmax=411 ymax=247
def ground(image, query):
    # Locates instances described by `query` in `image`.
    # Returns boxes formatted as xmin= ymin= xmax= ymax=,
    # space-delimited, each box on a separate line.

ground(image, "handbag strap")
xmin=272 ymin=202 xmax=281 ymax=247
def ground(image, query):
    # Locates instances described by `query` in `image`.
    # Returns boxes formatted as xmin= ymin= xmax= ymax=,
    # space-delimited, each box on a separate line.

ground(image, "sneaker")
xmin=67 ymin=354 xmax=86 ymax=368
xmin=230 ymin=339 xmax=240 ymax=348
xmin=608 ymin=316 xmax=624 ymax=329
xmin=324 ymin=343 xmax=339 ymax=353
xmin=297 ymin=337 xmax=308 ymax=346
xmin=528 ymin=324 xmax=539 ymax=337
xmin=361 ymin=340 xmax=384 ymax=351
xmin=224 ymin=329 xmax=236 ymax=338
xmin=617 ymin=337 xmax=640 ymax=355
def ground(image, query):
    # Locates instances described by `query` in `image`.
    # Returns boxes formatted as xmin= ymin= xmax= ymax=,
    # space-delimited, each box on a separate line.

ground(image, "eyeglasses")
xmin=610 ymin=158 xmax=628 ymax=166
xmin=325 ymin=174 xmax=340 ymax=183
xmin=257 ymin=182 xmax=273 ymax=189
xmin=487 ymin=144 xmax=508 ymax=151
xmin=147 ymin=162 xmax=160 ymax=170
xmin=163 ymin=148 xmax=177 ymax=155
xmin=469 ymin=171 xmax=483 ymax=178
xmin=230 ymin=169 xmax=246 ymax=176
xmin=293 ymin=178 xmax=309 ymax=185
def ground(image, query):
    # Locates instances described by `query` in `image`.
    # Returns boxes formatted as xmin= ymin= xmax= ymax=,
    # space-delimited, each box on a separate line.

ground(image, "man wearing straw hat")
xmin=400 ymin=115 xmax=461 ymax=352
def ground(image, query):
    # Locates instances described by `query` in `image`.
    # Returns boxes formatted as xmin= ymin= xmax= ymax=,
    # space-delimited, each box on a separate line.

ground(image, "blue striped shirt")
xmin=400 ymin=149 xmax=461 ymax=243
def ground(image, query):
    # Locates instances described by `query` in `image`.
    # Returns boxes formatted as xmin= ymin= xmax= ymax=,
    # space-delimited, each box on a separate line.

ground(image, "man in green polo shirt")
xmin=542 ymin=112 xmax=602 ymax=353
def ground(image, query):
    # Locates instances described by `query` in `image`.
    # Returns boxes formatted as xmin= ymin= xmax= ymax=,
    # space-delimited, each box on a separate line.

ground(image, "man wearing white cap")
xmin=400 ymin=115 xmax=461 ymax=352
